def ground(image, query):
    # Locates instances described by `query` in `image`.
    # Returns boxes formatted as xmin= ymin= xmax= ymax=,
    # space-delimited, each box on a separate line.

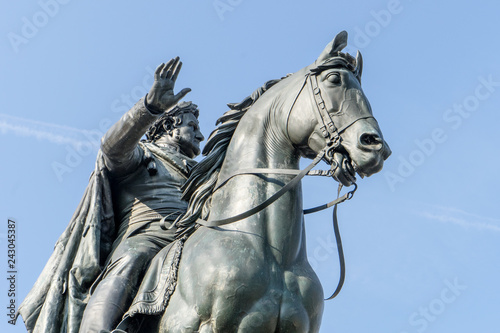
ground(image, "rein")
xmin=194 ymin=147 xmax=355 ymax=300
xmin=195 ymin=147 xmax=357 ymax=228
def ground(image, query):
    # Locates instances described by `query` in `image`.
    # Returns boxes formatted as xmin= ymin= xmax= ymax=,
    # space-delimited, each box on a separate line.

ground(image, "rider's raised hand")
xmin=146 ymin=57 xmax=191 ymax=112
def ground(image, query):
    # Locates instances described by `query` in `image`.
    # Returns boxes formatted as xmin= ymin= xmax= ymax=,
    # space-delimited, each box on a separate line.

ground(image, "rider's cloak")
xmin=17 ymin=152 xmax=115 ymax=333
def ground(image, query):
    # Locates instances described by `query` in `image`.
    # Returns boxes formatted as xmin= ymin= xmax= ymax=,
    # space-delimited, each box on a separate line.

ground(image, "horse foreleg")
xmin=277 ymin=270 xmax=324 ymax=333
xmin=236 ymin=294 xmax=280 ymax=333
xmin=159 ymin=295 xmax=201 ymax=333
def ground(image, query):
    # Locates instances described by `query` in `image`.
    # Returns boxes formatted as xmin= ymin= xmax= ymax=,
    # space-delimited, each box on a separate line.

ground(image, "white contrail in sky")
xmin=418 ymin=204 xmax=500 ymax=232
xmin=0 ymin=113 xmax=98 ymax=148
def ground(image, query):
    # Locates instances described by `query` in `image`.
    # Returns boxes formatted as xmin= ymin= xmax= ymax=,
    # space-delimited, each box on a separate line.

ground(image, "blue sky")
xmin=1 ymin=0 xmax=499 ymax=332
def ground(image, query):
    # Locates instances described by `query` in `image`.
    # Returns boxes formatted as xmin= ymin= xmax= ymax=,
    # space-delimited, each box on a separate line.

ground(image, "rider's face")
xmin=176 ymin=113 xmax=204 ymax=158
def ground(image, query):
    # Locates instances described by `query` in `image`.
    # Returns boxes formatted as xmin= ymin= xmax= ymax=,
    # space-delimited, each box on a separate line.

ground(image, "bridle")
xmin=193 ymin=64 xmax=375 ymax=299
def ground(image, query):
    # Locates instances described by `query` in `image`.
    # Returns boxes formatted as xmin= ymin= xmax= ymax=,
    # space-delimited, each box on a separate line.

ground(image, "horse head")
xmin=287 ymin=31 xmax=391 ymax=186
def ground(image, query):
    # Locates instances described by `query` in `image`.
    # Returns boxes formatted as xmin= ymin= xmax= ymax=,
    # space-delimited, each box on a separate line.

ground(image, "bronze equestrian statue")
xmin=18 ymin=31 xmax=391 ymax=333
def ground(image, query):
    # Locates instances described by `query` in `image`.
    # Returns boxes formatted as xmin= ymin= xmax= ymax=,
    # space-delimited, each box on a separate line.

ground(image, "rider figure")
xmin=78 ymin=57 xmax=204 ymax=332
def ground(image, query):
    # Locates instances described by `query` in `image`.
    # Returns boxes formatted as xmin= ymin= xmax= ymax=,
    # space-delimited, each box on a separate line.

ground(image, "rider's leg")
xmin=79 ymin=235 xmax=165 ymax=333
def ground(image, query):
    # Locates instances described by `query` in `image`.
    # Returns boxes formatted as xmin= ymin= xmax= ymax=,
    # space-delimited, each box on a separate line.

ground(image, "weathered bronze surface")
xmin=18 ymin=32 xmax=390 ymax=333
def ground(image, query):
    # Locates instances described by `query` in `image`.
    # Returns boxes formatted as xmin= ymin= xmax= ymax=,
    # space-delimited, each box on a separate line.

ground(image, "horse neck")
xmin=211 ymin=91 xmax=308 ymax=265
xmin=220 ymin=87 xmax=299 ymax=177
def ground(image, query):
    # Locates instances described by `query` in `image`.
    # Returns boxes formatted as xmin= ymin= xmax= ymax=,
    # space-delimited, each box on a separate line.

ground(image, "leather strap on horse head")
xmin=309 ymin=73 xmax=340 ymax=143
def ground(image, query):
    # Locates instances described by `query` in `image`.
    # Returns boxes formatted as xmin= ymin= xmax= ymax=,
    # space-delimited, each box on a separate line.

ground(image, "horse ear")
xmin=317 ymin=31 xmax=348 ymax=63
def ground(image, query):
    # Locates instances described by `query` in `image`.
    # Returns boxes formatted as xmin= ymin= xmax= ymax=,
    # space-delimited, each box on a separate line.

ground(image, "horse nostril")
xmin=360 ymin=133 xmax=382 ymax=147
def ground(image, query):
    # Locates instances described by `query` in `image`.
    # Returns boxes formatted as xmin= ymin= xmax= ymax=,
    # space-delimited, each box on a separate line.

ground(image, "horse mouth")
xmin=350 ymin=160 xmax=365 ymax=179
xmin=331 ymin=147 xmax=389 ymax=186
xmin=330 ymin=151 xmax=360 ymax=186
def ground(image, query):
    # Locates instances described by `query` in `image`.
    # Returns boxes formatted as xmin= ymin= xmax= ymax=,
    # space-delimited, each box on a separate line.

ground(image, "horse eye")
xmin=326 ymin=73 xmax=341 ymax=84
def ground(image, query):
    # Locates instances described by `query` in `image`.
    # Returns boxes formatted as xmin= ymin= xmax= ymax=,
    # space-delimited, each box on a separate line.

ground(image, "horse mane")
xmin=174 ymin=75 xmax=291 ymax=236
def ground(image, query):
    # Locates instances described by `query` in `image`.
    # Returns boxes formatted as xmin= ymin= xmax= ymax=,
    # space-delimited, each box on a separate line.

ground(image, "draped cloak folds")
xmin=16 ymin=151 xmax=115 ymax=333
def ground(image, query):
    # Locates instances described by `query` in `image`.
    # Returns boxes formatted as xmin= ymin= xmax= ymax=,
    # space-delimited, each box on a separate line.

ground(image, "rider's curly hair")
xmin=145 ymin=101 xmax=199 ymax=142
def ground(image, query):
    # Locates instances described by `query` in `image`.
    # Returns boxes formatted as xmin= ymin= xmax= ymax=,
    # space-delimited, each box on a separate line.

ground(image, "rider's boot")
xmin=79 ymin=276 xmax=135 ymax=333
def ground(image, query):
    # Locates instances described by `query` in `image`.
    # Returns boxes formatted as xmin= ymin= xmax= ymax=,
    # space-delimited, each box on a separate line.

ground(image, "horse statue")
xmin=126 ymin=31 xmax=391 ymax=333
